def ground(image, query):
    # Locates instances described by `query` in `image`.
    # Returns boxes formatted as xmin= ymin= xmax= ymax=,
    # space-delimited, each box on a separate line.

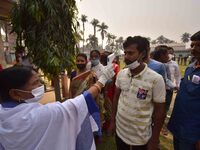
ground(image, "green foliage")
xmin=10 ymin=0 xmax=80 ymax=78
xmin=86 ymin=34 xmax=98 ymax=49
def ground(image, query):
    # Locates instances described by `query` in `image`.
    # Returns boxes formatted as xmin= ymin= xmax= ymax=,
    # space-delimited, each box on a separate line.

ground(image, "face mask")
xmin=91 ymin=59 xmax=100 ymax=66
xmin=25 ymin=85 xmax=45 ymax=103
xmin=126 ymin=60 xmax=140 ymax=70
xmin=168 ymin=54 xmax=174 ymax=60
xmin=76 ymin=64 xmax=86 ymax=70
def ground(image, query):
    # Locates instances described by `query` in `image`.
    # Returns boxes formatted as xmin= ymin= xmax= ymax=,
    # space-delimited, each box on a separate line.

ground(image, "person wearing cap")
xmin=168 ymin=31 xmax=200 ymax=150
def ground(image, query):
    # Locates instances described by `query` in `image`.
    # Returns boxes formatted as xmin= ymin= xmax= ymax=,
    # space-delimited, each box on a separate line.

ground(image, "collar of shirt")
xmin=188 ymin=60 xmax=200 ymax=69
xmin=1 ymin=101 xmax=24 ymax=108
xmin=127 ymin=63 xmax=148 ymax=78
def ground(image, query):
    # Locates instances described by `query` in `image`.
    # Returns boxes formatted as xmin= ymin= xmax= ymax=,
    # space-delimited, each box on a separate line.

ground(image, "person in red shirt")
xmin=100 ymin=52 xmax=120 ymax=133
xmin=0 ymin=64 xmax=3 ymax=72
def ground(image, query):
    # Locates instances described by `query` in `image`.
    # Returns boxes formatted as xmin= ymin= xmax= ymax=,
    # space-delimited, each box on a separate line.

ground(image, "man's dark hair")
xmin=168 ymin=47 xmax=174 ymax=53
xmin=150 ymin=51 xmax=155 ymax=58
xmin=0 ymin=66 xmax=33 ymax=101
xmin=123 ymin=36 xmax=150 ymax=60
xmin=153 ymin=45 xmax=168 ymax=61
xmin=191 ymin=31 xmax=200 ymax=41
xmin=76 ymin=53 xmax=87 ymax=61
xmin=90 ymin=50 xmax=100 ymax=57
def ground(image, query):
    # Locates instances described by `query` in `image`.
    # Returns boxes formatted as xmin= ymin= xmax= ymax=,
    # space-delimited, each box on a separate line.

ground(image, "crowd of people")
xmin=0 ymin=30 xmax=200 ymax=150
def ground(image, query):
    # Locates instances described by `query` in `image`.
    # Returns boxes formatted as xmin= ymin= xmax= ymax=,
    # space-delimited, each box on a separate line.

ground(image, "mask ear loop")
xmin=14 ymin=89 xmax=31 ymax=93
xmin=15 ymin=89 xmax=32 ymax=102
xmin=138 ymin=51 xmax=147 ymax=63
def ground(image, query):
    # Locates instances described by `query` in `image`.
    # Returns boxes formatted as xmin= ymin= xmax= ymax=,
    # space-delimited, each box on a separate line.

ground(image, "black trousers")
xmin=116 ymin=134 xmax=147 ymax=150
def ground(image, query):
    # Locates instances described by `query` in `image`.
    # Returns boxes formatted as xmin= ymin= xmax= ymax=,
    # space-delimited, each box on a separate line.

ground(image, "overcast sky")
xmin=77 ymin=0 xmax=200 ymax=43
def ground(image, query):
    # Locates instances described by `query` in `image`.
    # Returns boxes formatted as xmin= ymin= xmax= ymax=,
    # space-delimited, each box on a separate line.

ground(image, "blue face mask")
xmin=91 ymin=59 xmax=100 ymax=66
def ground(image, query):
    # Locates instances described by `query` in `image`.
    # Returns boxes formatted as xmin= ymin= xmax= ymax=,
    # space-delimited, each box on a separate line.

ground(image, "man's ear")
xmin=9 ymin=89 xmax=21 ymax=101
xmin=138 ymin=51 xmax=146 ymax=62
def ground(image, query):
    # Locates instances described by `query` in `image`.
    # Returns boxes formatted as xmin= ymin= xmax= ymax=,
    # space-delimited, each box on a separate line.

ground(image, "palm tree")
xmin=151 ymin=40 xmax=157 ymax=45
xmin=156 ymin=35 xmax=175 ymax=44
xmin=81 ymin=15 xmax=88 ymax=51
xmin=181 ymin=32 xmax=190 ymax=43
xmin=106 ymin=33 xmax=113 ymax=44
xmin=111 ymin=34 xmax=117 ymax=42
xmin=91 ymin=18 xmax=99 ymax=37
xmin=109 ymin=34 xmax=117 ymax=51
xmin=86 ymin=34 xmax=98 ymax=49
xmin=97 ymin=22 xmax=108 ymax=48
xmin=156 ymin=35 xmax=166 ymax=44
xmin=112 ymin=35 xmax=117 ymax=43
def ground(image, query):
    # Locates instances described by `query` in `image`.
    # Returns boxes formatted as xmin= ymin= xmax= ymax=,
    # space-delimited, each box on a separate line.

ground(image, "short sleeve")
xmin=83 ymin=91 xmax=101 ymax=135
xmin=152 ymin=76 xmax=166 ymax=103
xmin=159 ymin=64 xmax=167 ymax=81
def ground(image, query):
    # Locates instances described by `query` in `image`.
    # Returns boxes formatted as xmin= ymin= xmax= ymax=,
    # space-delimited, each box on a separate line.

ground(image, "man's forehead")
xmin=124 ymin=44 xmax=137 ymax=51
xmin=191 ymin=41 xmax=200 ymax=43
xmin=91 ymin=52 xmax=99 ymax=57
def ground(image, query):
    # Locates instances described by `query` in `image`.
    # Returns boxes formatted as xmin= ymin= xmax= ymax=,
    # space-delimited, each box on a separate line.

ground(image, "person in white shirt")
xmin=89 ymin=50 xmax=109 ymax=140
xmin=109 ymin=36 xmax=166 ymax=150
xmin=167 ymin=47 xmax=181 ymax=89
xmin=90 ymin=50 xmax=105 ymax=79
xmin=0 ymin=66 xmax=114 ymax=150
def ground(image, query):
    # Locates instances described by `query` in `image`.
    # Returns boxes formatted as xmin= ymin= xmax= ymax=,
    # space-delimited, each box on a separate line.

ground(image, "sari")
xmin=70 ymin=70 xmax=105 ymax=131
xmin=70 ymin=70 xmax=97 ymax=98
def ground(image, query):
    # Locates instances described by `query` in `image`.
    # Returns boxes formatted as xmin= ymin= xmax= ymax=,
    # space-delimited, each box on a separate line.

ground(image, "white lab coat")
xmin=0 ymin=93 xmax=99 ymax=150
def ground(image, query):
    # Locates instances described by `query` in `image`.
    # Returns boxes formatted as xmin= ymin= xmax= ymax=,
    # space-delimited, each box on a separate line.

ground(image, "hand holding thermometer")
xmin=107 ymin=53 xmax=116 ymax=66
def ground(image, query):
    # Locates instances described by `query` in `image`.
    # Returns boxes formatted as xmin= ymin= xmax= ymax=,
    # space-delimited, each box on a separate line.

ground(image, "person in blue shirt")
xmin=168 ymin=31 xmax=200 ymax=150
xmin=152 ymin=45 xmax=176 ymax=112
xmin=147 ymin=56 xmax=166 ymax=81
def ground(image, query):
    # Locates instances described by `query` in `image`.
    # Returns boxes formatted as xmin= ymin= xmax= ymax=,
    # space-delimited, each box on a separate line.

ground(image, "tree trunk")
xmin=61 ymin=74 xmax=69 ymax=99
xmin=94 ymin=26 xmax=96 ymax=37
xmin=83 ymin=33 xmax=85 ymax=52
xmin=53 ymin=75 xmax=62 ymax=102
xmin=83 ymin=24 xmax=85 ymax=52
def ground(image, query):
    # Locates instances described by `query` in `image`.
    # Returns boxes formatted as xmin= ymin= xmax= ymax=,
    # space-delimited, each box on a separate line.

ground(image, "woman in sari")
xmin=70 ymin=53 xmax=97 ymax=98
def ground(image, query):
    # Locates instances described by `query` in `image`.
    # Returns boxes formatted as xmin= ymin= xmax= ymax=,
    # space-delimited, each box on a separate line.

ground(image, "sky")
xmin=77 ymin=0 xmax=200 ymax=45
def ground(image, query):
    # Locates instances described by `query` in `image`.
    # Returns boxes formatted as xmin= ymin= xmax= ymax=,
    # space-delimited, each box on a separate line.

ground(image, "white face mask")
xmin=126 ymin=60 xmax=140 ymax=70
xmin=25 ymin=85 xmax=45 ymax=103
